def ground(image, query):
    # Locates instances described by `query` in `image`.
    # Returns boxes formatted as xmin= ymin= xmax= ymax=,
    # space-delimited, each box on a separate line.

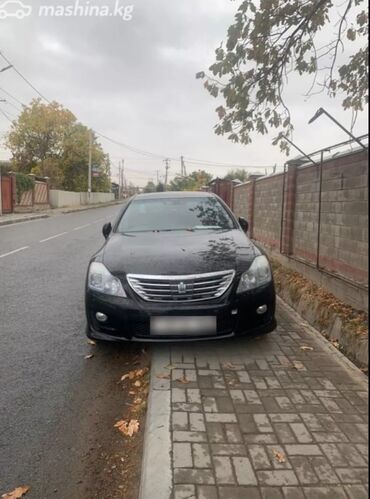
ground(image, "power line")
xmin=96 ymin=131 xmax=168 ymax=160
xmin=0 ymin=50 xmax=280 ymax=174
xmin=0 ymin=85 xmax=25 ymax=106
xmin=0 ymin=50 xmax=50 ymax=103
xmin=0 ymin=108 xmax=13 ymax=123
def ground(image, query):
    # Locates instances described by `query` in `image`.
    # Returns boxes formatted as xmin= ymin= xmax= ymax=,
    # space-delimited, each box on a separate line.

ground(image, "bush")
xmin=15 ymin=173 xmax=35 ymax=203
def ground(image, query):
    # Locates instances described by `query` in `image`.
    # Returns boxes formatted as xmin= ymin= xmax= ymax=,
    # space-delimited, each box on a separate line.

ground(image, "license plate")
xmin=151 ymin=316 xmax=217 ymax=336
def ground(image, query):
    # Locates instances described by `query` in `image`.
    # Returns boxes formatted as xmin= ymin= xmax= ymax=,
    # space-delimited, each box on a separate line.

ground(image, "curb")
xmin=139 ymin=348 xmax=172 ymax=499
xmin=277 ymin=296 xmax=368 ymax=386
xmin=60 ymin=201 xmax=122 ymax=214
xmin=0 ymin=214 xmax=50 ymax=227
xmin=0 ymin=201 xmax=122 ymax=226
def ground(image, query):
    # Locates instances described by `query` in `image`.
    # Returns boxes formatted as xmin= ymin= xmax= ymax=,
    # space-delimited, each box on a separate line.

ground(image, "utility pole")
xmin=121 ymin=159 xmax=125 ymax=198
xmin=88 ymin=129 xmax=92 ymax=199
xmin=118 ymin=161 xmax=121 ymax=199
xmin=180 ymin=155 xmax=187 ymax=177
xmin=164 ymin=159 xmax=170 ymax=191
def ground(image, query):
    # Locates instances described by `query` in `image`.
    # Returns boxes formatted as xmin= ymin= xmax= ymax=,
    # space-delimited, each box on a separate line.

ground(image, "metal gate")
xmin=1 ymin=175 xmax=13 ymax=213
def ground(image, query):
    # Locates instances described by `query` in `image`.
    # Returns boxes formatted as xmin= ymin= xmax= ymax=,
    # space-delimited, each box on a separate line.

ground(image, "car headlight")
xmin=88 ymin=262 xmax=127 ymax=297
xmin=237 ymin=255 xmax=272 ymax=293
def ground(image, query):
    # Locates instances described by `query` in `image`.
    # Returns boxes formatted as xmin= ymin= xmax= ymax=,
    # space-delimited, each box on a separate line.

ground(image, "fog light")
xmin=96 ymin=312 xmax=108 ymax=323
xmin=256 ymin=305 xmax=267 ymax=315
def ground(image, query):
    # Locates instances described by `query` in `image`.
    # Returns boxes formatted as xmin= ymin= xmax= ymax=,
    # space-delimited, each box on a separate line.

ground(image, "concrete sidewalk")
xmin=140 ymin=299 xmax=368 ymax=499
xmin=0 ymin=200 xmax=121 ymax=226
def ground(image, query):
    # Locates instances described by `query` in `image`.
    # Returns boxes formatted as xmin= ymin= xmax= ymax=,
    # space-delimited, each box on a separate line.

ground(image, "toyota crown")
xmin=85 ymin=191 xmax=276 ymax=341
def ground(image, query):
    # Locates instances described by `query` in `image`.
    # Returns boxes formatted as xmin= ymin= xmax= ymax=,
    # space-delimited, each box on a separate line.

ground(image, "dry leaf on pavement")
xmin=300 ymin=346 xmax=314 ymax=352
xmin=176 ymin=377 xmax=190 ymax=384
xmin=134 ymin=380 xmax=142 ymax=387
xmin=165 ymin=364 xmax=176 ymax=370
xmin=87 ymin=340 xmax=96 ymax=346
xmin=273 ymin=450 xmax=286 ymax=463
xmin=156 ymin=373 xmax=170 ymax=379
xmin=292 ymin=361 xmax=305 ymax=370
xmin=120 ymin=368 xmax=148 ymax=382
xmin=84 ymin=354 xmax=94 ymax=360
xmin=222 ymin=362 xmax=237 ymax=370
xmin=2 ymin=486 xmax=30 ymax=499
xmin=114 ymin=419 xmax=140 ymax=437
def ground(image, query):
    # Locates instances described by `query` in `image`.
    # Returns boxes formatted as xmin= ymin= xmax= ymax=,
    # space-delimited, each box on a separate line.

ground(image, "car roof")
xmin=133 ymin=191 xmax=216 ymax=200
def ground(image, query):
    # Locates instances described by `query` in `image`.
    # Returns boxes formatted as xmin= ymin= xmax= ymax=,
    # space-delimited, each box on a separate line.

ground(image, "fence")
xmin=0 ymin=174 xmax=50 ymax=214
xmin=232 ymin=143 xmax=368 ymax=311
xmin=49 ymin=190 xmax=114 ymax=208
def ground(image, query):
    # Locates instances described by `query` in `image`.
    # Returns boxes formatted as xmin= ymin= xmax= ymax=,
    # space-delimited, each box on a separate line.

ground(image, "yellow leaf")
xmin=2 ymin=486 xmax=30 ymax=499
xmin=300 ymin=346 xmax=314 ymax=352
xmin=176 ymin=377 xmax=190 ymax=384
xmin=273 ymin=450 xmax=286 ymax=463
xmin=134 ymin=380 xmax=142 ymax=387
xmin=114 ymin=419 xmax=140 ymax=437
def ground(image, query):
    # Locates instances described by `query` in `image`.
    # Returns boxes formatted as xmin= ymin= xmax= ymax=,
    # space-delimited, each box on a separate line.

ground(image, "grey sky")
xmin=0 ymin=0 xmax=367 ymax=186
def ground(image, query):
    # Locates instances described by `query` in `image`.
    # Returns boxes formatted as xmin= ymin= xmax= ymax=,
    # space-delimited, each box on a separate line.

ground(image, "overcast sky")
xmin=0 ymin=0 xmax=368 ymax=186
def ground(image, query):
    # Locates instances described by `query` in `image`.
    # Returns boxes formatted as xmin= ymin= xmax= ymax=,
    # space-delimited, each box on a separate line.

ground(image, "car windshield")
xmin=117 ymin=196 xmax=236 ymax=233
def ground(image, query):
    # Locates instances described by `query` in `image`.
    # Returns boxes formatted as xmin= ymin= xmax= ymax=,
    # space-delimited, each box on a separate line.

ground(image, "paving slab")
xmin=140 ymin=298 xmax=368 ymax=499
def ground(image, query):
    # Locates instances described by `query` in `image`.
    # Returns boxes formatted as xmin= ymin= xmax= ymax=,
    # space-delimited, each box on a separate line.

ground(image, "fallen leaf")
xmin=134 ymin=380 xmax=142 ymax=387
xmin=2 ymin=486 xmax=30 ymax=499
xmin=84 ymin=354 xmax=94 ymax=360
xmin=223 ymin=362 xmax=237 ymax=370
xmin=165 ymin=364 xmax=176 ymax=370
xmin=134 ymin=398 xmax=142 ymax=405
xmin=273 ymin=450 xmax=286 ymax=463
xmin=176 ymin=377 xmax=190 ymax=384
xmin=300 ymin=346 xmax=314 ymax=352
xmin=156 ymin=373 xmax=170 ymax=379
xmin=120 ymin=368 xmax=148 ymax=382
xmin=330 ymin=339 xmax=340 ymax=348
xmin=114 ymin=419 xmax=140 ymax=437
xmin=292 ymin=361 xmax=305 ymax=370
xmin=87 ymin=339 xmax=96 ymax=346
xmin=129 ymin=391 xmax=136 ymax=395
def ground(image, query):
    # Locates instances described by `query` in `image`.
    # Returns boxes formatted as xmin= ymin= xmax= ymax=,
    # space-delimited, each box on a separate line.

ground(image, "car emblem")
xmin=177 ymin=282 xmax=187 ymax=294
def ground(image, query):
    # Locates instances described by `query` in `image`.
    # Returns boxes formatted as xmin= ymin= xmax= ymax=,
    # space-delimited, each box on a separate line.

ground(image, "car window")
xmin=117 ymin=197 xmax=236 ymax=233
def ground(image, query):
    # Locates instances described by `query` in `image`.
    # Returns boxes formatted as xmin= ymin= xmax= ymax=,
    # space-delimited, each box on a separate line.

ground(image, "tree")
xmin=169 ymin=170 xmax=213 ymax=191
xmin=6 ymin=99 xmax=76 ymax=177
xmin=143 ymin=180 xmax=156 ymax=193
xmin=6 ymin=99 xmax=111 ymax=191
xmin=197 ymin=0 xmax=368 ymax=154
xmin=224 ymin=169 xmax=249 ymax=182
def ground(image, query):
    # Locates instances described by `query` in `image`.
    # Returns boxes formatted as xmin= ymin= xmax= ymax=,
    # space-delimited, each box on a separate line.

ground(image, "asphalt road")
xmin=0 ymin=205 xmax=140 ymax=499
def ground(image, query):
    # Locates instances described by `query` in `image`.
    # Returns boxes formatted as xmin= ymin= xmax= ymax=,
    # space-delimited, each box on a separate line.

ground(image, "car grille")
xmin=126 ymin=270 xmax=235 ymax=303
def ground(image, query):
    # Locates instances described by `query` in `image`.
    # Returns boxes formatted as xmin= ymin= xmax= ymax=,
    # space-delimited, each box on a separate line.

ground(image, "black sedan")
xmin=85 ymin=192 xmax=276 ymax=342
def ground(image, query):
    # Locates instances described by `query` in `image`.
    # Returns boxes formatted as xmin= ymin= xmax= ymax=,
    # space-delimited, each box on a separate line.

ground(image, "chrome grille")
xmin=127 ymin=270 xmax=235 ymax=303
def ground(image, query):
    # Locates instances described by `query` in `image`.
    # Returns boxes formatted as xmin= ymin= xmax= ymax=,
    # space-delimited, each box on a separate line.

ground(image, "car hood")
xmin=102 ymin=229 xmax=258 ymax=276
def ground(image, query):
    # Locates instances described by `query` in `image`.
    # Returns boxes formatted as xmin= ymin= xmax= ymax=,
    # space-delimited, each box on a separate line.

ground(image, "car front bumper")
xmin=85 ymin=282 xmax=276 ymax=342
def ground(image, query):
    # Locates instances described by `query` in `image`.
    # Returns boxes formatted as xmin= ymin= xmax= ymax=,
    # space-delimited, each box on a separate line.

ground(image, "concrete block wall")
xmin=231 ymin=149 xmax=368 ymax=309
xmin=318 ymin=151 xmax=368 ymax=284
xmin=292 ymin=164 xmax=320 ymax=262
xmin=253 ymin=173 xmax=284 ymax=249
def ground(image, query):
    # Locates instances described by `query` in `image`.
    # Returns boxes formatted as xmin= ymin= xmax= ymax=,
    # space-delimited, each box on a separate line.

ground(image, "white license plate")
xmin=151 ymin=316 xmax=217 ymax=336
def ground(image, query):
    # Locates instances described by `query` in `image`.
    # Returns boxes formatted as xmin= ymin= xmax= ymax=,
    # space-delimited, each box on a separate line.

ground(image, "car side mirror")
xmin=102 ymin=222 xmax=112 ymax=239
xmin=239 ymin=217 xmax=249 ymax=233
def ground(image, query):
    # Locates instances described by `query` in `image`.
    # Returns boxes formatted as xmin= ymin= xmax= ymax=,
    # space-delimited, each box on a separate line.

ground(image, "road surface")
xmin=0 ymin=205 xmax=140 ymax=499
